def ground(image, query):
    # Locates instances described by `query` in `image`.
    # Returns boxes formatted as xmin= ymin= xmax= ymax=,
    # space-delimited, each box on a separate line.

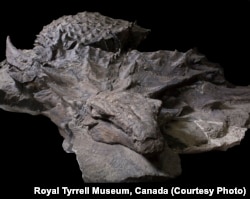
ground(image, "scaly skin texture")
xmin=0 ymin=12 xmax=249 ymax=182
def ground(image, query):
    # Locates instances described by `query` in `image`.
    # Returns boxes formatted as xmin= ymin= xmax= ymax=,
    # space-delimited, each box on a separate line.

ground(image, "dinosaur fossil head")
xmin=86 ymin=91 xmax=164 ymax=155
xmin=4 ymin=36 xmax=163 ymax=157
xmin=4 ymin=37 xmax=164 ymax=156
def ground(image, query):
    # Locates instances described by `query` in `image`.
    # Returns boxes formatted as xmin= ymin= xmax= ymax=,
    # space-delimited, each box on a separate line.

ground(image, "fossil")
xmin=0 ymin=12 xmax=249 ymax=182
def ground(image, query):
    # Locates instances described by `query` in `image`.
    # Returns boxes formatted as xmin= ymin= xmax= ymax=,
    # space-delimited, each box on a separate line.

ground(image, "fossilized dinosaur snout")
xmin=86 ymin=91 xmax=164 ymax=155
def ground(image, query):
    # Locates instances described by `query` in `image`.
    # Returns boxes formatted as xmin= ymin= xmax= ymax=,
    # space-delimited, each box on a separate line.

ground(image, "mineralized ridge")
xmin=0 ymin=12 xmax=249 ymax=182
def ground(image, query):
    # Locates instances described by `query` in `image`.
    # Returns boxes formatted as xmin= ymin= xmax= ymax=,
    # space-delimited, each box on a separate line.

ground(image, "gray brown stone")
xmin=0 ymin=12 xmax=249 ymax=182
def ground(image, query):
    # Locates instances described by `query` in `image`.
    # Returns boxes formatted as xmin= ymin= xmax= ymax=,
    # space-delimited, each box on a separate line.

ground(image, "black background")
xmin=0 ymin=0 xmax=249 ymax=197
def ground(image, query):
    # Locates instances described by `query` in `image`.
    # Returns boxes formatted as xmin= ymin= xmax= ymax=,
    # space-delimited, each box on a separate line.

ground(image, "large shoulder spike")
xmin=6 ymin=36 xmax=30 ymax=70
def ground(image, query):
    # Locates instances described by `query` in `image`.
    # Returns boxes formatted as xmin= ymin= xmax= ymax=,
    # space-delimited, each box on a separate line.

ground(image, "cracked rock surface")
xmin=0 ymin=12 xmax=249 ymax=182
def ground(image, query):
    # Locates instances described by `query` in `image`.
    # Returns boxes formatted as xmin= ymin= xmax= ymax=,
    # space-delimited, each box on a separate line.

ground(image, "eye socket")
xmin=89 ymin=105 xmax=114 ymax=119
xmin=42 ymin=63 xmax=52 ymax=68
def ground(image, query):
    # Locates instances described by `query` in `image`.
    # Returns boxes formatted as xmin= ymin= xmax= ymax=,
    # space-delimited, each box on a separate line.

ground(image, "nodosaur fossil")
xmin=0 ymin=12 xmax=249 ymax=182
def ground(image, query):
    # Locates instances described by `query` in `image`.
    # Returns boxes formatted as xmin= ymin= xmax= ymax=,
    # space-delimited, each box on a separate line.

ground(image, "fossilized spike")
xmin=6 ymin=36 xmax=23 ymax=68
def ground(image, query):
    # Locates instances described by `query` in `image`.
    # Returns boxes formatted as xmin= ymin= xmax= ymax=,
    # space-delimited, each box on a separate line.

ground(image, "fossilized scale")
xmin=0 ymin=12 xmax=249 ymax=182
